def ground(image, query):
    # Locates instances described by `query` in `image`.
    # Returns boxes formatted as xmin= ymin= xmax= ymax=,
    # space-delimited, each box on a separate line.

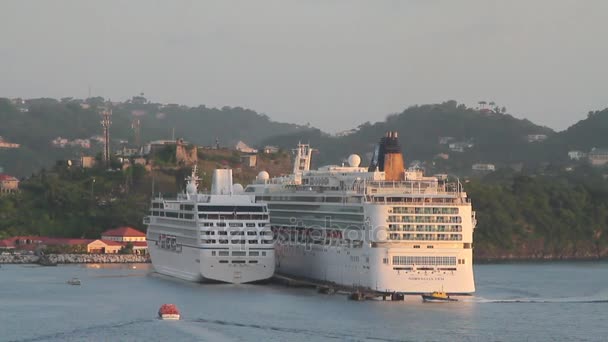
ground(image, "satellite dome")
xmin=348 ymin=154 xmax=361 ymax=167
xmin=233 ymin=183 xmax=244 ymax=194
xmin=257 ymin=171 xmax=270 ymax=181
xmin=186 ymin=183 xmax=197 ymax=195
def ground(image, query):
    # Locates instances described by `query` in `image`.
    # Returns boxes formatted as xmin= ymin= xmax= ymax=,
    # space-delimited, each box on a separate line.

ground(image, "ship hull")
xmin=276 ymin=243 xmax=474 ymax=294
xmin=147 ymin=237 xmax=275 ymax=284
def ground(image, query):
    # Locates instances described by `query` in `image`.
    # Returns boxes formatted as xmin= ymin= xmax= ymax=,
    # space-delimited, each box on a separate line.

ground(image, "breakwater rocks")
xmin=0 ymin=254 xmax=150 ymax=264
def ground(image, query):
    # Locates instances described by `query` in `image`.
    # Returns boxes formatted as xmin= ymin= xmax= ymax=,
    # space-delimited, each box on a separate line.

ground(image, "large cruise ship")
xmin=245 ymin=132 xmax=476 ymax=294
xmin=145 ymin=167 xmax=275 ymax=284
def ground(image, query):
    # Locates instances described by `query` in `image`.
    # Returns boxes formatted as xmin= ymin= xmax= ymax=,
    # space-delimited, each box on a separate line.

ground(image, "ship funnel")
xmin=211 ymin=169 xmax=234 ymax=195
xmin=368 ymin=131 xmax=405 ymax=181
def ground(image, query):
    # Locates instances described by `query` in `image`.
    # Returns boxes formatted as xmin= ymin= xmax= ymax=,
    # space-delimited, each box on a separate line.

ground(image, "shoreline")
xmin=0 ymin=253 xmax=150 ymax=265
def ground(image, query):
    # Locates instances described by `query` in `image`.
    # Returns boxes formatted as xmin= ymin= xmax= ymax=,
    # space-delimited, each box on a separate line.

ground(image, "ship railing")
xmin=355 ymin=180 xmax=462 ymax=196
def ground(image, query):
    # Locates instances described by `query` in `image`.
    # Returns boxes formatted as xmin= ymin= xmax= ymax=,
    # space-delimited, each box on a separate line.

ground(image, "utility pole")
xmin=131 ymin=118 xmax=141 ymax=146
xmin=100 ymin=107 xmax=112 ymax=167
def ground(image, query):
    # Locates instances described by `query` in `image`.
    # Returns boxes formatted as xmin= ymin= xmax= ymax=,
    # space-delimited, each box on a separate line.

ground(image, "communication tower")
xmin=100 ymin=107 xmax=112 ymax=166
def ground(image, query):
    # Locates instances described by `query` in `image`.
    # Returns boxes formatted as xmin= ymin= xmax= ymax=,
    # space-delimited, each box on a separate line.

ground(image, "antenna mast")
xmin=131 ymin=118 xmax=141 ymax=146
xmin=100 ymin=107 xmax=112 ymax=166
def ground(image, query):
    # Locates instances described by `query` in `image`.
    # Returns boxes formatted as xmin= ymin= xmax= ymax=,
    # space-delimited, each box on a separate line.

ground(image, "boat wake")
xmin=8 ymin=319 xmax=155 ymax=342
xmin=191 ymin=318 xmax=408 ymax=342
xmin=463 ymin=296 xmax=608 ymax=304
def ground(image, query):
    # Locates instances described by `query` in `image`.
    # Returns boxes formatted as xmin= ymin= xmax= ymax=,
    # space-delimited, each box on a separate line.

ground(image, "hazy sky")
xmin=1 ymin=1 xmax=607 ymax=132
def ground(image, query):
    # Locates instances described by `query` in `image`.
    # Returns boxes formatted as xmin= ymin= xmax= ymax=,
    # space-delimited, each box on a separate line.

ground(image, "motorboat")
xmin=421 ymin=291 xmax=457 ymax=302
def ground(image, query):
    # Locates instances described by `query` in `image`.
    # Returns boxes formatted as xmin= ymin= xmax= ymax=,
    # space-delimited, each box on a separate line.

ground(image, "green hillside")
xmin=547 ymin=108 xmax=608 ymax=151
xmin=0 ymin=97 xmax=310 ymax=176
xmin=261 ymin=101 xmax=555 ymax=171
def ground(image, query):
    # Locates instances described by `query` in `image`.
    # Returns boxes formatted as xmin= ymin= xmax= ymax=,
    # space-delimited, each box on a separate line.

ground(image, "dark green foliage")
xmin=469 ymin=167 xmax=608 ymax=258
xmin=0 ymin=164 xmax=149 ymax=239
xmin=0 ymin=98 xmax=308 ymax=176
xmin=261 ymin=101 xmax=556 ymax=169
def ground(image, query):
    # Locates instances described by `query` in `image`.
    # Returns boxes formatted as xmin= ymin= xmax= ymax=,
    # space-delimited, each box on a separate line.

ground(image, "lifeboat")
xmin=158 ymin=304 xmax=181 ymax=320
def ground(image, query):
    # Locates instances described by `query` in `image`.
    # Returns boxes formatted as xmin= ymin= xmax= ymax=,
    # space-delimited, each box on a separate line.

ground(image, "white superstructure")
xmin=145 ymin=167 xmax=275 ymax=284
xmin=246 ymin=132 xmax=476 ymax=294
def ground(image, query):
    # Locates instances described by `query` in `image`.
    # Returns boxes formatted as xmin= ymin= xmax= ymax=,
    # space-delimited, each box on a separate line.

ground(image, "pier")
xmin=271 ymin=274 xmax=407 ymax=301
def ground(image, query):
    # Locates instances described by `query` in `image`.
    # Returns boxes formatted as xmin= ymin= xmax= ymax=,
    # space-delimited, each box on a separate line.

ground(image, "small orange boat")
xmin=158 ymin=304 xmax=180 ymax=320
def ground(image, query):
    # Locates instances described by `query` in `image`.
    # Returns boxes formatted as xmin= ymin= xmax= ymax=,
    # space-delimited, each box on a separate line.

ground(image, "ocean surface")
xmin=0 ymin=262 xmax=606 ymax=342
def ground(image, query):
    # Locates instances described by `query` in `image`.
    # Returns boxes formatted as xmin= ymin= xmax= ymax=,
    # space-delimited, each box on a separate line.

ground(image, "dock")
xmin=271 ymin=274 xmax=406 ymax=301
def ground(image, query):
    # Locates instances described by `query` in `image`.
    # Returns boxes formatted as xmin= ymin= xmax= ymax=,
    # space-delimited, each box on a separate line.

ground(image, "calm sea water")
xmin=0 ymin=262 xmax=606 ymax=342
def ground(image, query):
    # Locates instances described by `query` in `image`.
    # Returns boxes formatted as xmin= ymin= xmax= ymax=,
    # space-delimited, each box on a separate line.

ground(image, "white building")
xmin=263 ymin=145 xmax=279 ymax=154
xmin=527 ymin=134 xmax=548 ymax=143
xmin=449 ymin=142 xmax=474 ymax=153
xmin=472 ymin=163 xmax=496 ymax=172
xmin=589 ymin=148 xmax=608 ymax=166
xmin=235 ymin=141 xmax=257 ymax=153
xmin=568 ymin=151 xmax=586 ymax=160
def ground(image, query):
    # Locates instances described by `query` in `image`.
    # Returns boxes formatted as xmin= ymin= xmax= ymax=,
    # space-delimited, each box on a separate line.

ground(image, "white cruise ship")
xmin=245 ymin=132 xmax=476 ymax=294
xmin=145 ymin=167 xmax=275 ymax=284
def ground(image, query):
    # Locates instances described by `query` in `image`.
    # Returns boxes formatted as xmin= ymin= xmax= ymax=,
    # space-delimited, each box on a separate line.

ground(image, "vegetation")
xmin=0 ymin=163 xmax=149 ymax=239
xmin=469 ymin=165 xmax=608 ymax=259
xmin=0 ymin=97 xmax=311 ymax=176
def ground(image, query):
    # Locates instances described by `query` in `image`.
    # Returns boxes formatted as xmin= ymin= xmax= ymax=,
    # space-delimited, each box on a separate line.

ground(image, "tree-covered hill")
xmin=261 ymin=101 xmax=556 ymax=171
xmin=0 ymin=97 xmax=311 ymax=176
xmin=546 ymin=108 xmax=608 ymax=151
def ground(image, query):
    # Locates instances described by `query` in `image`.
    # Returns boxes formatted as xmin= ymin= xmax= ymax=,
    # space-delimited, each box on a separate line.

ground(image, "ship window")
xmin=248 ymin=240 xmax=258 ymax=244
xmin=218 ymin=251 xmax=229 ymax=256
xmin=258 ymin=223 xmax=266 ymax=227
xmin=262 ymin=252 xmax=266 ymax=256
xmin=198 ymin=205 xmax=264 ymax=212
xmin=246 ymin=223 xmax=256 ymax=227
xmin=218 ymin=231 xmax=228 ymax=235
xmin=413 ymin=245 xmax=420 ymax=249
xmin=217 ymin=222 xmax=226 ymax=227
xmin=248 ymin=260 xmax=258 ymax=264
xmin=180 ymin=204 xmax=195 ymax=211
xmin=249 ymin=251 xmax=259 ymax=256
xmin=211 ymin=251 xmax=216 ymax=256
xmin=184 ymin=214 xmax=194 ymax=220
xmin=232 ymin=260 xmax=246 ymax=264
xmin=165 ymin=212 xmax=178 ymax=218
xmin=383 ymin=258 xmax=388 ymax=264
xmin=219 ymin=260 xmax=229 ymax=263
xmin=232 ymin=251 xmax=246 ymax=256
xmin=229 ymin=223 xmax=243 ymax=227
xmin=230 ymin=231 xmax=244 ymax=236
xmin=427 ymin=245 xmax=434 ymax=249
xmin=203 ymin=222 xmax=214 ymax=227
xmin=218 ymin=240 xmax=229 ymax=244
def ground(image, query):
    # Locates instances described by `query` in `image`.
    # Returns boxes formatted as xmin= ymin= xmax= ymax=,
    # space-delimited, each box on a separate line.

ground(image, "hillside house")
xmin=235 ymin=141 xmax=258 ymax=153
xmin=568 ymin=151 xmax=586 ymax=160
xmin=472 ymin=163 xmax=496 ymax=172
xmin=526 ymin=134 xmax=548 ymax=143
xmin=588 ymin=148 xmax=608 ymax=166
xmin=263 ymin=145 xmax=279 ymax=154
xmin=0 ymin=174 xmax=19 ymax=193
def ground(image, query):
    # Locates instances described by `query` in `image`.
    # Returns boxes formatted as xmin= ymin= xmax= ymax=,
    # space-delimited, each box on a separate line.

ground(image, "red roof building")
xmin=101 ymin=226 xmax=146 ymax=242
